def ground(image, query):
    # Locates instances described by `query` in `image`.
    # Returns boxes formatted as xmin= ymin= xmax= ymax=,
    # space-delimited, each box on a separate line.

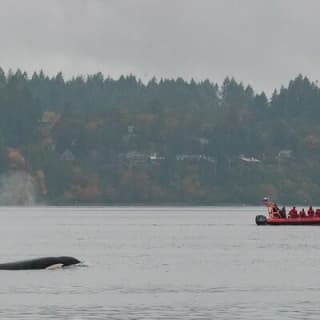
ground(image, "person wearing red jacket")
xmin=299 ymin=208 xmax=306 ymax=217
xmin=289 ymin=206 xmax=298 ymax=218
xmin=307 ymin=206 xmax=315 ymax=217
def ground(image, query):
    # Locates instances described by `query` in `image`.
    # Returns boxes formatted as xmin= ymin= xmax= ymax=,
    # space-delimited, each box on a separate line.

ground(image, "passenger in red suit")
xmin=307 ymin=206 xmax=315 ymax=217
xmin=316 ymin=209 xmax=320 ymax=217
xmin=299 ymin=208 xmax=306 ymax=217
xmin=289 ymin=206 xmax=298 ymax=218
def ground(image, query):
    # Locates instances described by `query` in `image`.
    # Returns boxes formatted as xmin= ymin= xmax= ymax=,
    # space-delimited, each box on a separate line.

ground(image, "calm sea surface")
xmin=0 ymin=206 xmax=319 ymax=319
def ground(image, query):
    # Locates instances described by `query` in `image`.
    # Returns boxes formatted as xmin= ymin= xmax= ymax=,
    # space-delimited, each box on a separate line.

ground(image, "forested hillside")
xmin=0 ymin=68 xmax=319 ymax=205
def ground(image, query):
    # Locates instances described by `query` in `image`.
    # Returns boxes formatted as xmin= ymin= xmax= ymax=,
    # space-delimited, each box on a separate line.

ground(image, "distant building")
xmin=60 ymin=149 xmax=75 ymax=161
xmin=124 ymin=151 xmax=147 ymax=165
xmin=149 ymin=153 xmax=165 ymax=161
xmin=206 ymin=156 xmax=216 ymax=164
xmin=277 ymin=150 xmax=292 ymax=159
xmin=176 ymin=154 xmax=216 ymax=164
xmin=239 ymin=154 xmax=261 ymax=163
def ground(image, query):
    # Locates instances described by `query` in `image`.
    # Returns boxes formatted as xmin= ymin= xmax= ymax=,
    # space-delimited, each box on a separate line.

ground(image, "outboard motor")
xmin=256 ymin=215 xmax=267 ymax=225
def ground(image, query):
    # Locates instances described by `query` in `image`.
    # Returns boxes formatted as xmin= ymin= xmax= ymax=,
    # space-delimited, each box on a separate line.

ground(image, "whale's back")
xmin=0 ymin=256 xmax=80 ymax=270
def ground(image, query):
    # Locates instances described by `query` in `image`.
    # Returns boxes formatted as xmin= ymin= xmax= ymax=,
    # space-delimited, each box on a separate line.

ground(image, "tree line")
xmin=0 ymin=68 xmax=319 ymax=205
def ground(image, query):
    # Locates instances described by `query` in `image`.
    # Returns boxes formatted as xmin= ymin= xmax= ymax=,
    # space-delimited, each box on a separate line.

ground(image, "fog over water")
xmin=1 ymin=0 xmax=320 ymax=93
xmin=0 ymin=206 xmax=319 ymax=319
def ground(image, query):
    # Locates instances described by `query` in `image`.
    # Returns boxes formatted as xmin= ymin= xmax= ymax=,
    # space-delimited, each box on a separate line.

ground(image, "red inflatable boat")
xmin=256 ymin=198 xmax=320 ymax=225
xmin=256 ymin=215 xmax=320 ymax=225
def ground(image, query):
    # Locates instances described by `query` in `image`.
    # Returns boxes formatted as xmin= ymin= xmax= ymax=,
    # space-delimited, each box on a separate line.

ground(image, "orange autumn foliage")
xmin=7 ymin=148 xmax=25 ymax=168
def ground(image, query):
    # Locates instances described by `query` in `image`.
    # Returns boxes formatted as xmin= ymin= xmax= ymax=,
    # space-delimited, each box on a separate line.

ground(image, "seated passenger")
xmin=316 ymin=209 xmax=320 ymax=217
xmin=271 ymin=204 xmax=281 ymax=218
xmin=307 ymin=206 xmax=315 ymax=217
xmin=280 ymin=207 xmax=286 ymax=218
xmin=299 ymin=208 xmax=306 ymax=217
xmin=289 ymin=206 xmax=298 ymax=218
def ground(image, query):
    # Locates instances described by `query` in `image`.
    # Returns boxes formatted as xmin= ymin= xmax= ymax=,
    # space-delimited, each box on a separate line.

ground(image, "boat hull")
xmin=256 ymin=215 xmax=320 ymax=225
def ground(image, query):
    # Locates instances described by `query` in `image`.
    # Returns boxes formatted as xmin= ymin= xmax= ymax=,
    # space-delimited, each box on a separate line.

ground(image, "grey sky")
xmin=0 ymin=0 xmax=319 ymax=93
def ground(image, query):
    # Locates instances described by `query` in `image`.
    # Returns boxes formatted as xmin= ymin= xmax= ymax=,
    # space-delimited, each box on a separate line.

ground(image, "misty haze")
xmin=0 ymin=1 xmax=319 ymax=319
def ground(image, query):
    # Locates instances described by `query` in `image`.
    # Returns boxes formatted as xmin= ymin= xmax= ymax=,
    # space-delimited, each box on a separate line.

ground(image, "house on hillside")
xmin=149 ymin=152 xmax=165 ymax=161
xmin=120 ymin=151 xmax=147 ymax=166
xmin=277 ymin=150 xmax=292 ymax=159
xmin=60 ymin=149 xmax=75 ymax=161
xmin=239 ymin=154 xmax=261 ymax=163
xmin=176 ymin=154 xmax=216 ymax=164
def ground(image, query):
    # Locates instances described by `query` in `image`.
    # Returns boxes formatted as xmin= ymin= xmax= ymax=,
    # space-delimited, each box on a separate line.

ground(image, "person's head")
xmin=310 ymin=206 xmax=312 ymax=209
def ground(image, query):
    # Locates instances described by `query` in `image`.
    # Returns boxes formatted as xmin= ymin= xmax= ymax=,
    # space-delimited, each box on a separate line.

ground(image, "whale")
xmin=0 ymin=256 xmax=80 ymax=270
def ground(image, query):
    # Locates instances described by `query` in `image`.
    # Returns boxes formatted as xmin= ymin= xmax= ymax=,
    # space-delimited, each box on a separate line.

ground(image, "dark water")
xmin=0 ymin=206 xmax=319 ymax=319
